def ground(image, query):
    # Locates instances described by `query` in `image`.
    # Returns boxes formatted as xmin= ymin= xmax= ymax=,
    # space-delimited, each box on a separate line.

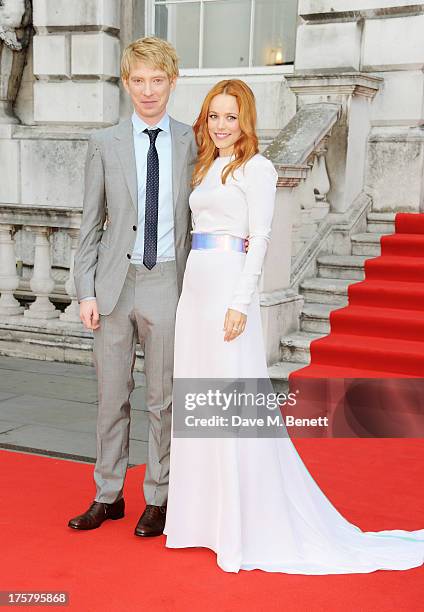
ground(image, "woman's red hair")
xmin=192 ymin=79 xmax=259 ymax=187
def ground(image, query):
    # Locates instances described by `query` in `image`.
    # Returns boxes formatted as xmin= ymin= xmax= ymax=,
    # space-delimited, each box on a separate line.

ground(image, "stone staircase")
xmin=269 ymin=211 xmax=396 ymax=390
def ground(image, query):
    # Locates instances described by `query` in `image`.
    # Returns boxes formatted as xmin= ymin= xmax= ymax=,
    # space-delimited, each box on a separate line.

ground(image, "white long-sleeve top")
xmin=189 ymin=153 xmax=278 ymax=315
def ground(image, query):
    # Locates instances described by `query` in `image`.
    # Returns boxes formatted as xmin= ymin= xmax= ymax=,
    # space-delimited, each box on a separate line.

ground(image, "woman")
xmin=164 ymin=79 xmax=424 ymax=573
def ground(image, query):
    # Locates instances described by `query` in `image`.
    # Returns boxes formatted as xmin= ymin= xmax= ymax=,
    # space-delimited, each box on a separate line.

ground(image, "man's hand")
xmin=80 ymin=299 xmax=100 ymax=330
xmin=223 ymin=308 xmax=247 ymax=342
xmin=244 ymin=237 xmax=249 ymax=252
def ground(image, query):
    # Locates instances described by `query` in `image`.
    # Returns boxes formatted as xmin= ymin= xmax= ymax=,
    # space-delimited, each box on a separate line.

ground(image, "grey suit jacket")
xmin=74 ymin=116 xmax=197 ymax=315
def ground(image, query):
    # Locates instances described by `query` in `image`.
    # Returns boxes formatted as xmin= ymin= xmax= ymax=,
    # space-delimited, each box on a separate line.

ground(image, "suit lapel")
xmin=170 ymin=117 xmax=191 ymax=212
xmin=114 ymin=119 xmax=138 ymax=211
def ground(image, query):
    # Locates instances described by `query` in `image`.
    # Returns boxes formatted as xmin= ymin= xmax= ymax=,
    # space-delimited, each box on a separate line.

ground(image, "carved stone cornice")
xmin=285 ymin=73 xmax=383 ymax=100
xmin=275 ymin=166 xmax=310 ymax=188
xmin=0 ymin=204 xmax=82 ymax=229
xmin=299 ymin=3 xmax=424 ymax=24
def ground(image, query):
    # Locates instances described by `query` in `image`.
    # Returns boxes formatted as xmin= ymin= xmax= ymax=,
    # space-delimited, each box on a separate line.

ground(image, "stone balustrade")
xmin=0 ymin=203 xmax=149 ymax=368
xmin=264 ymin=102 xmax=340 ymax=263
xmin=0 ymin=204 xmax=82 ymax=323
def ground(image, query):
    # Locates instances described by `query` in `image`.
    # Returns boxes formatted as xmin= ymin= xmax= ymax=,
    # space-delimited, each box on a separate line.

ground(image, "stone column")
xmin=24 ymin=225 xmax=59 ymax=319
xmin=33 ymin=0 xmax=121 ymax=125
xmin=0 ymin=223 xmax=24 ymax=315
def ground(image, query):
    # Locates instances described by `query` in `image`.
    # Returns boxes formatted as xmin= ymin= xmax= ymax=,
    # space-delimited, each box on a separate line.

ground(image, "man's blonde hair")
xmin=121 ymin=37 xmax=179 ymax=81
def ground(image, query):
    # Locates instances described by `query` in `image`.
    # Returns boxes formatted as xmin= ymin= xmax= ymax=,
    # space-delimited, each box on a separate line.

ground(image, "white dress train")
xmin=164 ymin=153 xmax=424 ymax=573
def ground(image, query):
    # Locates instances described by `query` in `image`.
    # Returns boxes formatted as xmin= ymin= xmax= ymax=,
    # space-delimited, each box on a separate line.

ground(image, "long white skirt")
xmin=164 ymin=248 xmax=424 ymax=574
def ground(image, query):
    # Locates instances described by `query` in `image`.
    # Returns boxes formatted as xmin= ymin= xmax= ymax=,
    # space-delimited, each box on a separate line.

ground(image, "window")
xmin=150 ymin=0 xmax=298 ymax=69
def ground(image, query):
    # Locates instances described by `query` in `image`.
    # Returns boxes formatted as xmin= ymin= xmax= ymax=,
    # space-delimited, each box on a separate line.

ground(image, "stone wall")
xmin=296 ymin=0 xmax=424 ymax=212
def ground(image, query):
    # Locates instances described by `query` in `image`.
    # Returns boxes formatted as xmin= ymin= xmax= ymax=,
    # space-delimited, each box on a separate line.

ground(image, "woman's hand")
xmin=223 ymin=308 xmax=247 ymax=342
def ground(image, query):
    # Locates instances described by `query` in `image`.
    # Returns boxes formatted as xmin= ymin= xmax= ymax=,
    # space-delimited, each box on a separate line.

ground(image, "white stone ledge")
xmin=34 ymin=81 xmax=120 ymax=125
xmin=33 ymin=0 xmax=120 ymax=29
xmin=11 ymin=125 xmax=94 ymax=140
xmin=34 ymin=25 xmax=119 ymax=35
xmin=0 ymin=204 xmax=82 ymax=228
xmin=299 ymin=0 xmax=424 ymax=21
xmin=368 ymin=126 xmax=424 ymax=142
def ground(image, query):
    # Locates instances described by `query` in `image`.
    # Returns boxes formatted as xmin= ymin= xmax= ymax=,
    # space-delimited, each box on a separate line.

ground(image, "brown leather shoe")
xmin=134 ymin=504 xmax=166 ymax=537
xmin=68 ymin=498 xmax=125 ymax=530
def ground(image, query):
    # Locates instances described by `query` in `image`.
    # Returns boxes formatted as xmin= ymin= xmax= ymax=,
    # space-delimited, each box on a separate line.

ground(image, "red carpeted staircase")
xmin=291 ymin=213 xmax=424 ymax=379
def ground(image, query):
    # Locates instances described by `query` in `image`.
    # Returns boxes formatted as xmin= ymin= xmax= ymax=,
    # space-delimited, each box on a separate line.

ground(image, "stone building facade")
xmin=0 ymin=0 xmax=423 ymax=380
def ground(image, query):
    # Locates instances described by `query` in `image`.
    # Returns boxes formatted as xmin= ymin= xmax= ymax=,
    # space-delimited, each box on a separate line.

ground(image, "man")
xmin=69 ymin=37 xmax=197 ymax=537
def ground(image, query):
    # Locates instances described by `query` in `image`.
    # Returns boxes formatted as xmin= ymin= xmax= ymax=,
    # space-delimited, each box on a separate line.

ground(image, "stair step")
xmin=309 ymin=333 xmax=424 ymax=377
xmin=299 ymin=278 xmax=351 ymax=305
xmin=366 ymin=211 xmax=396 ymax=234
xmin=268 ymin=361 xmax=304 ymax=379
xmin=349 ymin=279 xmax=424 ymax=311
xmin=365 ymin=255 xmax=424 ymax=282
xmin=280 ymin=331 xmax=325 ymax=364
xmin=381 ymin=233 xmax=424 ymax=257
xmin=330 ymin=304 xmax=424 ymax=341
xmin=351 ymin=233 xmax=384 ymax=256
xmin=290 ymin=363 xmax=419 ymax=379
xmin=301 ymin=303 xmax=340 ymax=333
xmin=396 ymin=212 xmax=424 ymax=235
xmin=317 ymin=255 xmax=368 ymax=280
xmin=268 ymin=361 xmax=305 ymax=393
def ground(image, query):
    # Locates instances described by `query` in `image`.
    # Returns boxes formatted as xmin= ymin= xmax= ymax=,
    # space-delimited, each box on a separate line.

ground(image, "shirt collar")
xmin=132 ymin=110 xmax=170 ymax=135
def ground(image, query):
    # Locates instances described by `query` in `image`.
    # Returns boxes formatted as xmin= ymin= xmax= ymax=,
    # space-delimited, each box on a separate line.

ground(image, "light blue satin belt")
xmin=191 ymin=232 xmax=246 ymax=253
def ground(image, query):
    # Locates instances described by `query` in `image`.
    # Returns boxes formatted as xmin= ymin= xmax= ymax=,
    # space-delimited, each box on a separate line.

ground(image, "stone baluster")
xmin=290 ymin=193 xmax=304 ymax=258
xmin=0 ymin=223 xmax=24 ymax=315
xmin=297 ymin=162 xmax=316 ymax=210
xmin=311 ymin=137 xmax=331 ymax=207
xmin=24 ymin=225 xmax=59 ymax=319
xmin=60 ymin=228 xmax=81 ymax=324
xmin=291 ymin=162 xmax=316 ymax=256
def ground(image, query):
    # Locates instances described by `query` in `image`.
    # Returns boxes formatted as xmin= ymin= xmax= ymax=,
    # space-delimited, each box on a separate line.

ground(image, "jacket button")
xmin=127 ymin=253 xmax=131 ymax=259
xmin=133 ymin=225 xmax=137 ymax=231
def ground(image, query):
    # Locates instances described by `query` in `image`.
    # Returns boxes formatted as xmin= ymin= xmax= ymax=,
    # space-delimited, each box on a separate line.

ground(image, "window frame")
xmin=146 ymin=0 xmax=297 ymax=73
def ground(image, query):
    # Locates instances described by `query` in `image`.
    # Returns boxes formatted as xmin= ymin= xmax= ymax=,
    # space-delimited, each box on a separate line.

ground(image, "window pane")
xmin=155 ymin=2 xmax=200 ymax=69
xmin=253 ymin=0 xmax=298 ymax=66
xmin=203 ymin=0 xmax=251 ymax=69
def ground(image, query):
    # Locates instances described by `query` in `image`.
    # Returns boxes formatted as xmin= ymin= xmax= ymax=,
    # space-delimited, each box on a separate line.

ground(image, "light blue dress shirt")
xmin=131 ymin=110 xmax=175 ymax=263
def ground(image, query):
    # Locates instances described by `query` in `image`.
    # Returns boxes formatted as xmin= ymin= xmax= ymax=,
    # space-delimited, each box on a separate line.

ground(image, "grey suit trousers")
xmin=93 ymin=260 xmax=179 ymax=506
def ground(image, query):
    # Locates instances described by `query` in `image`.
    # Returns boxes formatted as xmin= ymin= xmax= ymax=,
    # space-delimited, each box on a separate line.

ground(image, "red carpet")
xmin=1 ymin=445 xmax=424 ymax=611
xmin=292 ymin=213 xmax=424 ymax=379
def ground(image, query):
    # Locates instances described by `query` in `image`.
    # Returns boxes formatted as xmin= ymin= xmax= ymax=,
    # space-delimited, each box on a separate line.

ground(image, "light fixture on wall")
xmin=273 ymin=46 xmax=284 ymax=65
xmin=267 ymin=44 xmax=284 ymax=66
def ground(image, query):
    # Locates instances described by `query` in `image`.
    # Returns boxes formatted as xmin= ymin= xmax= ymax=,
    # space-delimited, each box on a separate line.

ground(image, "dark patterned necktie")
xmin=143 ymin=127 xmax=162 ymax=269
